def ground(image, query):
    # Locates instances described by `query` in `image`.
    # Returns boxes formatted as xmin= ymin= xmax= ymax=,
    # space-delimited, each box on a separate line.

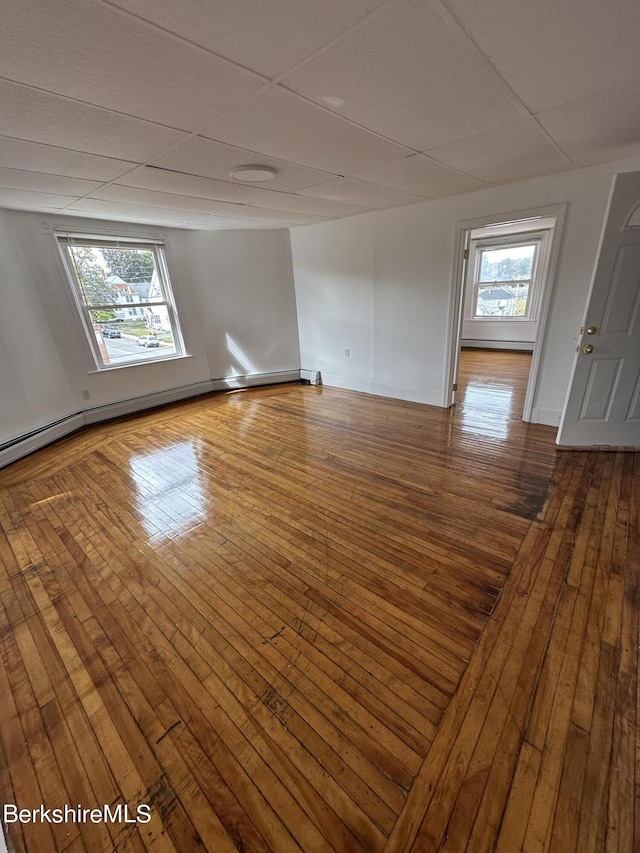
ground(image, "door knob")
xmin=582 ymin=344 xmax=594 ymax=354
xmin=586 ymin=326 xmax=597 ymax=335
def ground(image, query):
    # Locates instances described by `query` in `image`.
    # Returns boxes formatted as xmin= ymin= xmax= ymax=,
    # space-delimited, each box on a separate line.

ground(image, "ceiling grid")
xmin=0 ymin=0 xmax=638 ymax=228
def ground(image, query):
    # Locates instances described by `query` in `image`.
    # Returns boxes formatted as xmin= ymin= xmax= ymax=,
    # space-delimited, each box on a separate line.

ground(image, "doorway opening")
xmin=456 ymin=348 xmax=533 ymax=441
xmin=445 ymin=204 xmax=567 ymax=423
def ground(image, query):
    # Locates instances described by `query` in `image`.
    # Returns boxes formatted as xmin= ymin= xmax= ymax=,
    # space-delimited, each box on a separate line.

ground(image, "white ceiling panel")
xmin=248 ymin=193 xmax=370 ymax=218
xmin=537 ymin=81 xmax=640 ymax=167
xmin=0 ymin=80 xmax=187 ymax=163
xmin=119 ymin=167 xmax=275 ymax=204
xmin=120 ymin=168 xmax=355 ymax=212
xmin=150 ymin=137 xmax=338 ymax=192
xmin=68 ymin=198 xmax=224 ymax=227
xmin=234 ymin=207 xmax=328 ymax=225
xmin=104 ymin=0 xmax=388 ymax=78
xmin=0 ymin=188 xmax=80 ymax=209
xmin=443 ymin=0 xmax=640 ymax=113
xmin=94 ymin=184 xmax=253 ymax=216
xmin=194 ymin=220 xmax=290 ymax=230
xmin=0 ymin=137 xmax=135 ymax=182
xmin=93 ymin=184 xmax=327 ymax=224
xmin=354 ymin=154 xmax=483 ymax=197
xmin=299 ymin=177 xmax=424 ymax=209
xmin=426 ymin=119 xmax=572 ymax=183
xmin=0 ymin=0 xmax=263 ymax=130
xmin=0 ymin=167 xmax=101 ymax=197
xmin=201 ymin=86 xmax=412 ymax=175
xmin=281 ymin=0 xmax=521 ymax=150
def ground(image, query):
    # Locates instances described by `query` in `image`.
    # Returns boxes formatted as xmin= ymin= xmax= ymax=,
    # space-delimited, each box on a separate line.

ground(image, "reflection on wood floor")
xmin=0 ymin=349 xmax=637 ymax=851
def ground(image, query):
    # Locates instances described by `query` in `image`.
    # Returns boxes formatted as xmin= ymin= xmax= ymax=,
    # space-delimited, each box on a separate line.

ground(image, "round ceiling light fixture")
xmin=229 ymin=165 xmax=277 ymax=182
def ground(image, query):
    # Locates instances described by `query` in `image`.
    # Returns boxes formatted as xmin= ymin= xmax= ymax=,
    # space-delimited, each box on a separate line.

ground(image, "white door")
xmin=558 ymin=172 xmax=640 ymax=447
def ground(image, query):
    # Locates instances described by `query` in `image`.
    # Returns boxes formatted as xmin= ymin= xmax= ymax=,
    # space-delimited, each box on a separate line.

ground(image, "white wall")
xmin=184 ymin=229 xmax=300 ymax=380
xmin=291 ymin=156 xmax=640 ymax=425
xmin=0 ymin=208 xmax=76 ymax=441
xmin=0 ymin=211 xmax=300 ymax=448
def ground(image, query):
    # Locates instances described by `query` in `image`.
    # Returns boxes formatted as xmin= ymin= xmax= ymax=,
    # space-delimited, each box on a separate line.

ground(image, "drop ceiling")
xmin=1 ymin=0 xmax=640 ymax=230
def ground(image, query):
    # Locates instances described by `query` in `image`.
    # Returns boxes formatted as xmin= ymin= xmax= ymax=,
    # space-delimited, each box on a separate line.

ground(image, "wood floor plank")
xmin=36 ymin=477 xmax=317 ymax=853
xmin=52 ymin=480 xmax=402 ymax=840
xmin=384 ymin=452 xmax=575 ymax=852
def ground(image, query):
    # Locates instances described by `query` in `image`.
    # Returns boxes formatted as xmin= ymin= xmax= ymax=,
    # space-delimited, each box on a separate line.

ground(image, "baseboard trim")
xmin=317 ymin=374 xmax=442 ymax=407
xmin=1 ymin=371 xmax=301 ymax=469
xmin=531 ymin=407 xmax=562 ymax=427
xmin=367 ymin=381 xmax=442 ymax=407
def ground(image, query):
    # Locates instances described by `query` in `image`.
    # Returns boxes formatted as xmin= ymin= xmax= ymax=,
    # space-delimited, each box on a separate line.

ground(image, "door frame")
xmin=443 ymin=202 xmax=568 ymax=421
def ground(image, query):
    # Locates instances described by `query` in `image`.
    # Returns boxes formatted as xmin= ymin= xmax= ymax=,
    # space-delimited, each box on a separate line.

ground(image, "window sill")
xmin=87 ymin=353 xmax=193 ymax=374
xmin=470 ymin=316 xmax=534 ymax=322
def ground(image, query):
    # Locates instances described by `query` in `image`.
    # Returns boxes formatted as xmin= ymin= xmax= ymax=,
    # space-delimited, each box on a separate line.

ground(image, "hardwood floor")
xmin=0 ymin=350 xmax=637 ymax=851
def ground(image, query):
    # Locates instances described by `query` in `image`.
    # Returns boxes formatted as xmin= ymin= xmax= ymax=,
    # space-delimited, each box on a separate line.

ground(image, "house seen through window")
xmin=473 ymin=242 xmax=538 ymax=319
xmin=57 ymin=236 xmax=184 ymax=369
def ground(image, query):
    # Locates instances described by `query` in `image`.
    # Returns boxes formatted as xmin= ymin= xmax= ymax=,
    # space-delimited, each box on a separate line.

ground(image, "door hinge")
xmin=452 ymin=383 xmax=458 ymax=391
xmin=463 ymin=249 xmax=469 ymax=260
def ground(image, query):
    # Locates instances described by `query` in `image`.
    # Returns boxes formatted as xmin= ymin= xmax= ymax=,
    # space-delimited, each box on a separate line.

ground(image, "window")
xmin=471 ymin=238 xmax=540 ymax=319
xmin=57 ymin=235 xmax=185 ymax=369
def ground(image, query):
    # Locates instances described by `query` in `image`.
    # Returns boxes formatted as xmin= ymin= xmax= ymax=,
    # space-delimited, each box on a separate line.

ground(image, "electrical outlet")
xmin=81 ymin=389 xmax=91 ymax=401
xmin=344 ymin=348 xmax=350 ymax=357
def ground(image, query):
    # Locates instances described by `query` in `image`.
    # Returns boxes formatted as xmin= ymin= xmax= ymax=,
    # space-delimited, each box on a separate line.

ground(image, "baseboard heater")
xmin=0 ymin=370 xmax=302 ymax=469
xmin=461 ymin=339 xmax=534 ymax=352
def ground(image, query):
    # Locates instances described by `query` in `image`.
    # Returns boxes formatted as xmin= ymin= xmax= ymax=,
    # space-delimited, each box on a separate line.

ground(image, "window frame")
xmin=470 ymin=231 xmax=545 ymax=321
xmin=56 ymin=234 xmax=186 ymax=371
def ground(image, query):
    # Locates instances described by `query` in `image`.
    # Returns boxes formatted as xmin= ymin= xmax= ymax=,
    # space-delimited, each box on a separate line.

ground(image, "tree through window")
xmin=57 ymin=235 xmax=185 ymax=369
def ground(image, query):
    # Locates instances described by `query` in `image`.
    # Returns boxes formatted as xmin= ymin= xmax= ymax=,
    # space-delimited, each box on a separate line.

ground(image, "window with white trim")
xmin=57 ymin=235 xmax=185 ymax=369
xmin=471 ymin=236 xmax=542 ymax=320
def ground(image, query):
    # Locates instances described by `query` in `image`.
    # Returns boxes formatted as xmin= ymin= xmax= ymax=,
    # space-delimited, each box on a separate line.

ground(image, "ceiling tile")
xmin=444 ymin=0 xmax=640 ymax=112
xmin=0 ymin=166 xmax=101 ymax=197
xmin=425 ymin=119 xmax=572 ymax=183
xmin=247 ymin=193 xmax=369 ymax=217
xmin=150 ymin=137 xmax=338 ymax=191
xmin=238 ymin=207 xmax=328 ymax=224
xmin=93 ymin=184 xmax=327 ymax=224
xmin=94 ymin=184 xmax=251 ymax=216
xmin=121 ymin=168 xmax=348 ymax=210
xmin=0 ymin=137 xmax=135 ymax=182
xmin=198 ymin=220 xmax=289 ymax=230
xmin=280 ymin=0 xmax=521 ymax=150
xmin=68 ymin=198 xmax=224 ymax=227
xmin=537 ymin=80 xmax=640 ymax=166
xmin=0 ymin=0 xmax=263 ymax=130
xmin=353 ymin=154 xmax=483 ymax=197
xmin=0 ymin=80 xmax=187 ymax=162
xmin=298 ymin=177 xmax=424 ymax=208
xmin=119 ymin=166 xmax=274 ymax=203
xmin=104 ymin=0 xmax=388 ymax=78
xmin=200 ymin=86 xmax=412 ymax=175
xmin=0 ymin=188 xmax=79 ymax=209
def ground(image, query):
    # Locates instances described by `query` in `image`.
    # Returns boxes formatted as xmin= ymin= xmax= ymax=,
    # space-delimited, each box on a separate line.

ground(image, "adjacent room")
xmin=1 ymin=0 xmax=639 ymax=850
